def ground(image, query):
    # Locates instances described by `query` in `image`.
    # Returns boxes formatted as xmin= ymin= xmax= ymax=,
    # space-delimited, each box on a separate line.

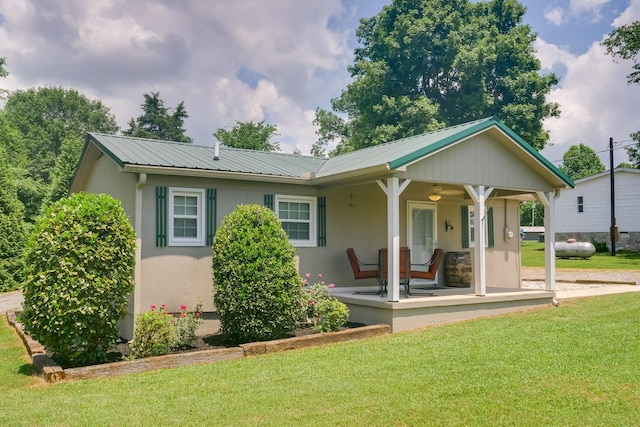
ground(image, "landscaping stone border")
xmin=4 ymin=310 xmax=391 ymax=383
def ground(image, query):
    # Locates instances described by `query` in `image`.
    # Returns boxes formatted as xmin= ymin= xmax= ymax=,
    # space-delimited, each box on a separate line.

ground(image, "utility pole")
xmin=610 ymin=137 xmax=616 ymax=256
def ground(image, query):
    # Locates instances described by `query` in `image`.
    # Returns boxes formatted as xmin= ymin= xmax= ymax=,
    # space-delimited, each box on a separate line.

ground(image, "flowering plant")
xmin=131 ymin=300 xmax=203 ymax=358
xmin=300 ymin=273 xmax=348 ymax=332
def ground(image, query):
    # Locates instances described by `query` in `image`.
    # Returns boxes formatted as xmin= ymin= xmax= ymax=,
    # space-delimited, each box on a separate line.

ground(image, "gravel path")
xmin=0 ymin=291 xmax=23 ymax=314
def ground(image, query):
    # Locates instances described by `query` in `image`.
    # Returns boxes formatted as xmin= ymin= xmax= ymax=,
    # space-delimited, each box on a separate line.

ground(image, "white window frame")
xmin=168 ymin=187 xmax=206 ymax=246
xmin=468 ymin=206 xmax=488 ymax=248
xmin=275 ymin=195 xmax=317 ymax=247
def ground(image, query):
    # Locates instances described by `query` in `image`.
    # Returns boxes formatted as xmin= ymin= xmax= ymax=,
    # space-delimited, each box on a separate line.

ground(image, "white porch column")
xmin=537 ymin=191 xmax=556 ymax=291
xmin=377 ymin=178 xmax=411 ymax=302
xmin=464 ymin=185 xmax=493 ymax=296
xmin=134 ymin=173 xmax=146 ymax=318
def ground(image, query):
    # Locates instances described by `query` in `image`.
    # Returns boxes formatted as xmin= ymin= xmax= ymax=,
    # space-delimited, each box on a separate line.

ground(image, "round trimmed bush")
xmin=20 ymin=193 xmax=135 ymax=366
xmin=212 ymin=204 xmax=301 ymax=344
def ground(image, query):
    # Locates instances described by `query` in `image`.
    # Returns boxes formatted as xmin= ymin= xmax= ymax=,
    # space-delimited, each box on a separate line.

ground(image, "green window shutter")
xmin=487 ymin=207 xmax=494 ymax=248
xmin=264 ymin=194 xmax=274 ymax=210
xmin=156 ymin=186 xmax=167 ymax=247
xmin=317 ymin=196 xmax=326 ymax=247
xmin=461 ymin=205 xmax=469 ymax=249
xmin=206 ymin=188 xmax=217 ymax=246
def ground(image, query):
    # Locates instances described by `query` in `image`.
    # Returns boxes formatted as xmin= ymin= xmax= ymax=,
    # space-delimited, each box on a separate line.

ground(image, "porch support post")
xmin=134 ymin=173 xmax=146 ymax=320
xmin=377 ymin=178 xmax=411 ymax=302
xmin=464 ymin=185 xmax=493 ymax=296
xmin=536 ymin=191 xmax=556 ymax=291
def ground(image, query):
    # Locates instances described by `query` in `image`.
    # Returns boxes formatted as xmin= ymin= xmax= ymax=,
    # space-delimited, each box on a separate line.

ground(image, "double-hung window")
xmin=168 ymin=188 xmax=205 ymax=246
xmin=275 ymin=195 xmax=317 ymax=247
xmin=577 ymin=196 xmax=584 ymax=213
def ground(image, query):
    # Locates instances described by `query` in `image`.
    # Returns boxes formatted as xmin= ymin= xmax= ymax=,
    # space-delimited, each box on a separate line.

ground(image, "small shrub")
xmin=212 ymin=204 xmax=301 ymax=344
xmin=301 ymin=273 xmax=349 ymax=332
xmin=591 ymin=239 xmax=609 ymax=253
xmin=130 ymin=303 xmax=203 ymax=358
xmin=313 ymin=298 xmax=350 ymax=333
xmin=130 ymin=306 xmax=175 ymax=358
xmin=20 ymin=193 xmax=135 ymax=366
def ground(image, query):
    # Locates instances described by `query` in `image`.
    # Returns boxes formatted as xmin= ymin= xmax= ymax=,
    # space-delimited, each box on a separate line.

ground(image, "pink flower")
xmin=328 ymin=284 xmax=335 ymax=288
xmin=150 ymin=305 xmax=156 ymax=309
xmin=318 ymin=273 xmax=323 ymax=278
xmin=180 ymin=312 xmax=186 ymax=318
xmin=179 ymin=305 xmax=187 ymax=311
xmin=305 ymin=273 xmax=311 ymax=278
xmin=195 ymin=312 xmax=201 ymax=317
xmin=161 ymin=304 xmax=166 ymax=308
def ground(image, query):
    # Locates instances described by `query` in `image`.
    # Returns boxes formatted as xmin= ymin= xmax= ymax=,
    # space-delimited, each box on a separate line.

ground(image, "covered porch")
xmin=333 ymin=284 xmax=556 ymax=332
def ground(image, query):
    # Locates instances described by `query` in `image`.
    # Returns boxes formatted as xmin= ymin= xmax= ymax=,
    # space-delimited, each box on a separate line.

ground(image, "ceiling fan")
xmin=427 ymin=184 xmax=465 ymax=201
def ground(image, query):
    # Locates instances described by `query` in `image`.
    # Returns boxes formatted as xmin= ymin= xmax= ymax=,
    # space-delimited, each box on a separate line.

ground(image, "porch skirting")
xmin=334 ymin=287 xmax=556 ymax=333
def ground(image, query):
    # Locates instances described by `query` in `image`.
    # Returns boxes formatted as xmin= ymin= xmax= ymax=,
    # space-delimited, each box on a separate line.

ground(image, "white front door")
xmin=407 ymin=201 xmax=437 ymax=264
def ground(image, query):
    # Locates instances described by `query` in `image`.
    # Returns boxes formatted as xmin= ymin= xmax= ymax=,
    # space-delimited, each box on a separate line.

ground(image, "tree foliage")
xmin=21 ymin=193 xmax=136 ymax=367
xmin=4 ymin=87 xmax=118 ymax=184
xmin=314 ymin=0 xmax=559 ymax=155
xmin=603 ymin=21 xmax=640 ymax=168
xmin=213 ymin=120 xmax=280 ymax=151
xmin=559 ymin=144 xmax=606 ymax=180
xmin=124 ymin=92 xmax=192 ymax=143
xmin=0 ymin=145 xmax=26 ymax=292
xmin=212 ymin=205 xmax=300 ymax=344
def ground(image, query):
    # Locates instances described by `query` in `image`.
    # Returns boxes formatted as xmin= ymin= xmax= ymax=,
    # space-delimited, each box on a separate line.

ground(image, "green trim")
xmin=461 ymin=205 xmax=469 ymax=249
xmin=87 ymin=133 xmax=125 ymax=168
xmin=317 ymin=196 xmax=326 ymax=247
xmin=264 ymin=194 xmax=274 ymax=210
xmin=206 ymin=188 xmax=217 ymax=246
xmin=156 ymin=186 xmax=167 ymax=247
xmin=487 ymin=207 xmax=494 ymax=248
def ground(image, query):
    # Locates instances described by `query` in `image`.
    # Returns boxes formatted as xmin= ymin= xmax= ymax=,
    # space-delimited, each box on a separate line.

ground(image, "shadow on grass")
xmin=18 ymin=363 xmax=34 ymax=376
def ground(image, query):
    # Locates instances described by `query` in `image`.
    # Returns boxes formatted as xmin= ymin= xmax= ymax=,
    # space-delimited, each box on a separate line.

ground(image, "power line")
xmin=549 ymin=140 xmax=637 ymax=164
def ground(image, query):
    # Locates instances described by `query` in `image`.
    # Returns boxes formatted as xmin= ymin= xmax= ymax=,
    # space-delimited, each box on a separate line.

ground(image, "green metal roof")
xmin=85 ymin=117 xmax=573 ymax=188
xmin=87 ymin=133 xmax=326 ymax=178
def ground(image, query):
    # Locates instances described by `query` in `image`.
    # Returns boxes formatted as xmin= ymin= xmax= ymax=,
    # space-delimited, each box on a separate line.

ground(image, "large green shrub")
xmin=212 ymin=204 xmax=301 ymax=344
xmin=20 ymin=193 xmax=135 ymax=366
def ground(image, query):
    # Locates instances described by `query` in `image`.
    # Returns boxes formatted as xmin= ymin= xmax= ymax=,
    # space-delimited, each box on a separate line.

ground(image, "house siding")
xmin=555 ymin=170 xmax=640 ymax=251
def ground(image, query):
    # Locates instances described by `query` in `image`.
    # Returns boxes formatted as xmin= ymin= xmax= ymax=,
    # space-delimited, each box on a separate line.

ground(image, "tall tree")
xmin=0 ymin=144 xmax=26 ymax=291
xmin=213 ymin=120 xmax=280 ymax=151
xmin=3 ymin=87 xmax=119 ymax=217
xmin=603 ymin=21 xmax=640 ymax=168
xmin=124 ymin=92 xmax=192 ymax=143
xmin=314 ymin=0 xmax=559 ymax=155
xmin=559 ymin=144 xmax=606 ymax=180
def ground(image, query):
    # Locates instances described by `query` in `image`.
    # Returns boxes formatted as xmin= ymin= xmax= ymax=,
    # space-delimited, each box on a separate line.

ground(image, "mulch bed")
xmin=70 ymin=322 xmax=366 ymax=367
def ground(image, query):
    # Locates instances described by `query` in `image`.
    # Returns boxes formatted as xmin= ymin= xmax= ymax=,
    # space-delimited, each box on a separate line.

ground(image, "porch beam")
xmin=379 ymin=178 xmax=411 ymax=302
xmin=464 ymin=185 xmax=493 ymax=296
xmin=536 ymin=191 xmax=556 ymax=291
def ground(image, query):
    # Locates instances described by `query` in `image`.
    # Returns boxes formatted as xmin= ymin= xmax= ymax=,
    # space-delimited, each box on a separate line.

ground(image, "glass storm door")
xmin=407 ymin=201 xmax=437 ymax=264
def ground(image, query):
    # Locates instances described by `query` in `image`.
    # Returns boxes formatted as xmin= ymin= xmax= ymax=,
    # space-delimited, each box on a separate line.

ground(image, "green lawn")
xmin=2 ymin=292 xmax=640 ymax=426
xmin=521 ymin=240 xmax=640 ymax=269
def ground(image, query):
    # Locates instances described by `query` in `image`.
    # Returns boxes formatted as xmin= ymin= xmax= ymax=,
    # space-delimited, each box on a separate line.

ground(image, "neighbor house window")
xmin=168 ymin=188 xmax=205 ymax=246
xmin=577 ymin=196 xmax=584 ymax=213
xmin=275 ymin=195 xmax=317 ymax=247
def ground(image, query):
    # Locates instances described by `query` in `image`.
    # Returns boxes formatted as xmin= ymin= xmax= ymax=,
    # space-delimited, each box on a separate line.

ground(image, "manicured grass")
xmin=521 ymin=240 xmax=640 ymax=269
xmin=2 ymin=293 xmax=640 ymax=426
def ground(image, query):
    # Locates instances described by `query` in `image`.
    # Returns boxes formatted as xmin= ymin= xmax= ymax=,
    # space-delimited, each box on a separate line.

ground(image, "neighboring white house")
xmin=554 ymin=168 xmax=640 ymax=251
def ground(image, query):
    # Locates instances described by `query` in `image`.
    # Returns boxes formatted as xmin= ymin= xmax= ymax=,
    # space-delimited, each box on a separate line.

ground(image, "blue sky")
xmin=0 ymin=0 xmax=638 ymax=166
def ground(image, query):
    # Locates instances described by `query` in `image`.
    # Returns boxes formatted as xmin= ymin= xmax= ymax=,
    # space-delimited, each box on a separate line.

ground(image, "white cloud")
xmin=544 ymin=7 xmax=565 ymax=26
xmin=612 ymin=0 xmax=640 ymax=26
xmin=0 ymin=0 xmax=353 ymax=153
xmin=569 ymin=0 xmax=611 ymax=21
xmin=539 ymin=39 xmax=640 ymax=165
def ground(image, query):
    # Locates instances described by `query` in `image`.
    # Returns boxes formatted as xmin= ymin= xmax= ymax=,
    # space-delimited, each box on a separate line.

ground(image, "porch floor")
xmin=333 ymin=283 xmax=556 ymax=333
